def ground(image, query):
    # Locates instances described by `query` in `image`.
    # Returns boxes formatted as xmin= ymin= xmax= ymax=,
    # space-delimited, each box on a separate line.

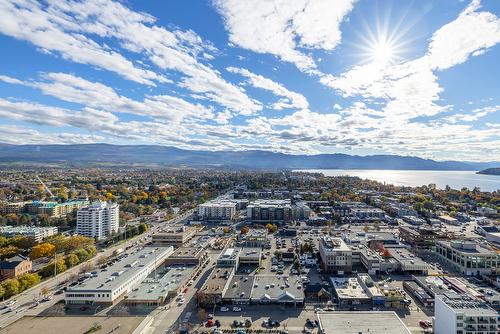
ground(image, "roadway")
xmin=0 ymin=208 xmax=195 ymax=330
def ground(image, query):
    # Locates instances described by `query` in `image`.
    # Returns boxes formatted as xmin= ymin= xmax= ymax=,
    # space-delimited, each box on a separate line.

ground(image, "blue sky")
xmin=0 ymin=0 xmax=498 ymax=161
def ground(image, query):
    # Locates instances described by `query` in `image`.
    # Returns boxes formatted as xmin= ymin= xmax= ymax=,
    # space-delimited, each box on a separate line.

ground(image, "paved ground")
xmin=0 ymin=316 xmax=145 ymax=334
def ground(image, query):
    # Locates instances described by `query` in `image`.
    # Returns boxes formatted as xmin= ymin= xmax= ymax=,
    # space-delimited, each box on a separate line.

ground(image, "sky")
xmin=0 ymin=0 xmax=499 ymax=162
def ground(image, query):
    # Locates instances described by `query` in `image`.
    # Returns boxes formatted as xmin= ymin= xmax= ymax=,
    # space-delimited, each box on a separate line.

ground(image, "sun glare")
xmin=371 ymin=38 xmax=396 ymax=64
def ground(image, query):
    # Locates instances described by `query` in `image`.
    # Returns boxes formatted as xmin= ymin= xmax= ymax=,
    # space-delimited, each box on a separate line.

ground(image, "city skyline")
xmin=0 ymin=0 xmax=499 ymax=161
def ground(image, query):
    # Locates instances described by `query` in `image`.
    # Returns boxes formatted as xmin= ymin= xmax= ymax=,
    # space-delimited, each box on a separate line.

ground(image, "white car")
xmin=220 ymin=307 xmax=229 ymax=312
xmin=178 ymin=298 xmax=185 ymax=305
xmin=232 ymin=307 xmax=241 ymax=312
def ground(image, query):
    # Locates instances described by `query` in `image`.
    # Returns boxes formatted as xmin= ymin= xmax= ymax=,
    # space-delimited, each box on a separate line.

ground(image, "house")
xmin=0 ymin=255 xmax=32 ymax=280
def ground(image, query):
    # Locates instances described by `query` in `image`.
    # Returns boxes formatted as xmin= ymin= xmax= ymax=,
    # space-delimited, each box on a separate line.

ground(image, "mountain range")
xmin=0 ymin=143 xmax=497 ymax=171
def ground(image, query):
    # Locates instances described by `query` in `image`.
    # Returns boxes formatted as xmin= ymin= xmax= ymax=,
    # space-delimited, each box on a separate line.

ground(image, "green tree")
xmin=1 ymin=279 xmax=20 ymax=298
xmin=65 ymin=253 xmax=79 ymax=268
xmin=137 ymin=223 xmax=148 ymax=234
xmin=17 ymin=273 xmax=41 ymax=291
xmin=73 ymin=248 xmax=90 ymax=262
xmin=39 ymin=259 xmax=67 ymax=278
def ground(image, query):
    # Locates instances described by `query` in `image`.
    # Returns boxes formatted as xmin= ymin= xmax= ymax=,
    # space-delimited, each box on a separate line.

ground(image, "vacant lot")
xmin=0 ymin=315 xmax=145 ymax=334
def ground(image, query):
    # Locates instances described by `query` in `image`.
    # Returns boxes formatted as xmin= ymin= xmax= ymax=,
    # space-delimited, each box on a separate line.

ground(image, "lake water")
xmin=294 ymin=169 xmax=500 ymax=192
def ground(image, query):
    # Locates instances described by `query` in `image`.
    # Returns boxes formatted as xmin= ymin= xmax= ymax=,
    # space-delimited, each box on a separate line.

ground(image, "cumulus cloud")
xmin=213 ymin=0 xmax=355 ymax=72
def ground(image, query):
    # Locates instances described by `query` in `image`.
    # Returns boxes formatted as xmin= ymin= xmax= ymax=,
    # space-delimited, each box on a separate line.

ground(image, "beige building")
xmin=152 ymin=226 xmax=197 ymax=247
xmin=319 ymin=236 xmax=352 ymax=274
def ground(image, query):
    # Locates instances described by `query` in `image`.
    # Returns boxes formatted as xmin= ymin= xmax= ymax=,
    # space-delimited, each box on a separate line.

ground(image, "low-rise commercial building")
xmin=164 ymin=246 xmax=209 ymax=266
xmin=240 ymin=229 xmax=268 ymax=247
xmin=317 ymin=311 xmax=412 ymax=334
xmin=222 ymin=275 xmax=255 ymax=305
xmin=0 ymin=226 xmax=57 ymax=242
xmin=238 ymin=248 xmax=261 ymax=266
xmin=319 ymin=236 xmax=352 ymax=274
xmin=125 ymin=265 xmax=195 ymax=306
xmin=216 ymin=248 xmax=240 ymax=268
xmin=434 ymin=293 xmax=498 ymax=334
xmin=65 ymin=246 xmax=173 ymax=305
xmin=152 ymin=226 xmax=197 ymax=248
xmin=250 ymin=275 xmax=304 ymax=306
xmin=197 ymin=267 xmax=235 ymax=307
xmin=435 ymin=240 xmax=498 ymax=276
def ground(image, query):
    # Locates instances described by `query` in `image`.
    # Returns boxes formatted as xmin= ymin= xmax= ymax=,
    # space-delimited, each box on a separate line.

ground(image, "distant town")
xmin=0 ymin=167 xmax=498 ymax=334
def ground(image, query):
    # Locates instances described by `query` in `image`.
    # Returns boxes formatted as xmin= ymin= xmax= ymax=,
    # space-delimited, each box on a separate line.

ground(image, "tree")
xmin=1 ymin=279 xmax=20 ymax=298
xmin=10 ymin=236 xmax=35 ymax=250
xmin=0 ymin=284 xmax=5 ymax=300
xmin=17 ymin=273 xmax=41 ymax=291
xmin=240 ymin=225 xmax=249 ymax=234
xmin=0 ymin=245 xmax=19 ymax=259
xmin=65 ymin=253 xmax=79 ymax=268
xmin=39 ymin=259 xmax=67 ymax=278
xmin=265 ymin=223 xmax=278 ymax=233
xmin=73 ymin=248 xmax=90 ymax=262
xmin=41 ymin=286 xmax=51 ymax=297
xmin=30 ymin=242 xmax=56 ymax=259
xmin=197 ymin=308 xmax=208 ymax=322
xmin=97 ymin=256 xmax=108 ymax=266
xmin=137 ymin=223 xmax=148 ymax=234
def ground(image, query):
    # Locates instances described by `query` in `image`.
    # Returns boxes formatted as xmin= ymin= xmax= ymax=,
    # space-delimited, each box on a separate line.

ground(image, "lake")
xmin=294 ymin=169 xmax=500 ymax=192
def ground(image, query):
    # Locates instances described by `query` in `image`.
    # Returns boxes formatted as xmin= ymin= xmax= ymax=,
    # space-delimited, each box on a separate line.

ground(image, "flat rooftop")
xmin=438 ymin=240 xmax=496 ymax=255
xmin=251 ymin=275 xmax=304 ymax=301
xmin=317 ymin=311 xmax=412 ymax=334
xmin=67 ymin=246 xmax=173 ymax=292
xmin=126 ymin=265 xmax=194 ymax=302
xmin=199 ymin=267 xmax=234 ymax=294
xmin=320 ymin=236 xmax=350 ymax=251
xmin=170 ymin=246 xmax=205 ymax=259
xmin=438 ymin=293 xmax=498 ymax=316
xmin=223 ymin=275 xmax=255 ymax=300
xmin=331 ymin=277 xmax=371 ymax=300
xmin=388 ymin=247 xmax=428 ymax=268
xmin=239 ymin=247 xmax=261 ymax=259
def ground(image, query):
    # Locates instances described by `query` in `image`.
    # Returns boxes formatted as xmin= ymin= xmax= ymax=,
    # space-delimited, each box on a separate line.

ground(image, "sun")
xmin=371 ymin=38 xmax=396 ymax=64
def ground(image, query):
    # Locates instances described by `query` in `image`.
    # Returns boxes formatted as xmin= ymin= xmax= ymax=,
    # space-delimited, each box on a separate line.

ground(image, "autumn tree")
xmin=240 ymin=225 xmax=249 ymax=234
xmin=30 ymin=242 xmax=56 ymax=259
xmin=65 ymin=253 xmax=80 ymax=268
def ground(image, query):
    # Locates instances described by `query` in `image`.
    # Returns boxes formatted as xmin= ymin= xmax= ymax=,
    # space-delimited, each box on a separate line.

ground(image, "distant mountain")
xmin=0 ymin=143 xmax=497 ymax=171
xmin=477 ymin=168 xmax=500 ymax=176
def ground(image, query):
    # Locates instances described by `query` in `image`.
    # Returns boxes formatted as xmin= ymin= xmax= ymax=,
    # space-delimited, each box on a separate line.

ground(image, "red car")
xmin=419 ymin=320 xmax=431 ymax=328
xmin=206 ymin=319 xmax=214 ymax=327
xmin=183 ymin=288 xmax=188 ymax=293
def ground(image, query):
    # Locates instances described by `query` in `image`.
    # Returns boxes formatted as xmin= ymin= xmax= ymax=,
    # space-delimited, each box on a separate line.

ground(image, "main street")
xmin=0 ymin=208 xmax=195 ymax=330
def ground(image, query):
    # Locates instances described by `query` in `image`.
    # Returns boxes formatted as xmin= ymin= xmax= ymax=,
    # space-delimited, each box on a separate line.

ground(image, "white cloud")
xmin=0 ymin=0 xmax=167 ymax=86
xmin=0 ymin=125 xmax=105 ymax=145
xmin=227 ymin=67 xmax=308 ymax=110
xmin=213 ymin=0 xmax=355 ymax=72
xmin=2 ymin=72 xmax=215 ymax=123
xmin=426 ymin=0 xmax=500 ymax=70
xmin=0 ymin=0 xmax=261 ymax=116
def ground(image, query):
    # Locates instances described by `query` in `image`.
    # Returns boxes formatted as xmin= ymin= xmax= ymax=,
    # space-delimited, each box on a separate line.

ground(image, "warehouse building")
xmin=65 ymin=246 xmax=173 ymax=305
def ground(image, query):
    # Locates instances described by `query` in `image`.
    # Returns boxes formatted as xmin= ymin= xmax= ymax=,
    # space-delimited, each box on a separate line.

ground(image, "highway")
xmin=0 ymin=208 xmax=195 ymax=330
